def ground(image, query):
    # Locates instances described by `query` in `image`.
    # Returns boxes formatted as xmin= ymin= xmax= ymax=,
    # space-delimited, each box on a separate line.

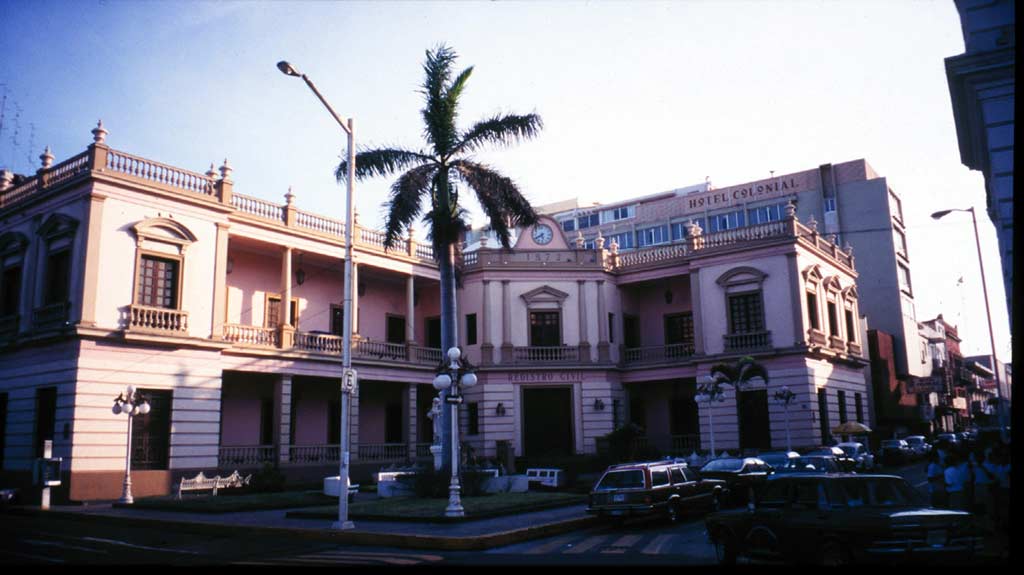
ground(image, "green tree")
xmin=335 ymin=45 xmax=542 ymax=473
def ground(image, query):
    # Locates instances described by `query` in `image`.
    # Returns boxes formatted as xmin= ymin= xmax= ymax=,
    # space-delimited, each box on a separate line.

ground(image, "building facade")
xmin=0 ymin=124 xmax=869 ymax=502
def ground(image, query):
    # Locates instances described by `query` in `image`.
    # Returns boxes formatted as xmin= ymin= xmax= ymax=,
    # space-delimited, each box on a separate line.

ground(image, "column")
xmin=406 ymin=275 xmax=416 ymax=343
xmin=577 ymin=280 xmax=591 ymax=363
xmin=280 ymin=247 xmax=294 ymax=348
xmin=407 ymin=383 xmax=419 ymax=460
xmin=786 ymin=253 xmax=804 ymax=347
xmin=78 ymin=192 xmax=107 ymax=327
xmin=596 ymin=280 xmax=610 ymax=362
xmin=500 ymin=280 xmax=513 ymax=362
xmin=274 ymin=374 xmax=292 ymax=464
xmin=210 ymin=222 xmax=230 ymax=340
xmin=689 ymin=269 xmax=705 ymax=355
xmin=351 ymin=262 xmax=360 ymax=336
xmin=480 ymin=280 xmax=494 ymax=364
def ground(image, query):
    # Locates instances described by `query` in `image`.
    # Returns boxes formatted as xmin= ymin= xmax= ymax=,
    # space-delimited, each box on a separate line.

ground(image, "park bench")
xmin=525 ymin=468 xmax=565 ymax=489
xmin=176 ymin=470 xmax=251 ymax=499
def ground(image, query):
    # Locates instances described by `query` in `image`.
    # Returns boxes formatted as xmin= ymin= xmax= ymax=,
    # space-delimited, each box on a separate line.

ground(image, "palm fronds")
xmin=451 ymin=160 xmax=538 ymax=248
xmin=456 ymin=113 xmax=544 ymax=155
xmin=381 ymin=163 xmax=437 ymax=249
xmin=335 ymin=147 xmax=432 ymax=183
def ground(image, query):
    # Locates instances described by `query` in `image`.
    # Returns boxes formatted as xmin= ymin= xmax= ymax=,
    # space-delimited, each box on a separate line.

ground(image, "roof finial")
xmin=91 ymin=120 xmax=108 ymax=144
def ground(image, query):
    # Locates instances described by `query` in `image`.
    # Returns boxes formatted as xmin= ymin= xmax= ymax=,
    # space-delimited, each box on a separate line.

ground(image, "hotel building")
xmin=0 ymin=124 xmax=870 ymax=501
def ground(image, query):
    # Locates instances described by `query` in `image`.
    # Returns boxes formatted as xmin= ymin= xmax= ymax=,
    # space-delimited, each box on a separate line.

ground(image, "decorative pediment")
xmin=802 ymin=264 xmax=824 ymax=283
xmin=823 ymin=275 xmax=843 ymax=293
xmin=520 ymin=285 xmax=570 ymax=308
xmin=715 ymin=266 xmax=768 ymax=288
xmin=37 ymin=213 xmax=79 ymax=241
xmin=0 ymin=231 xmax=29 ymax=257
xmin=841 ymin=284 xmax=859 ymax=301
xmin=133 ymin=217 xmax=197 ymax=253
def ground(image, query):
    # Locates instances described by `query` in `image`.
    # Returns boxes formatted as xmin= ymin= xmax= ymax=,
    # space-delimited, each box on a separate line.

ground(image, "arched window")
xmin=35 ymin=214 xmax=79 ymax=328
xmin=716 ymin=266 xmax=771 ymax=352
xmin=801 ymin=264 xmax=826 ymax=346
xmin=128 ymin=217 xmax=196 ymax=334
xmin=0 ymin=232 xmax=29 ymax=337
xmin=822 ymin=276 xmax=844 ymax=350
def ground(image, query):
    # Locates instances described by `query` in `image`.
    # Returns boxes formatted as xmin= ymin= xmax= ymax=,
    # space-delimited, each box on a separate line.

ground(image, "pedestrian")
xmin=991 ymin=450 xmax=1011 ymax=530
xmin=945 ymin=455 xmax=967 ymax=511
xmin=973 ymin=450 xmax=995 ymax=526
xmin=926 ymin=451 xmax=948 ymax=508
xmin=959 ymin=453 xmax=975 ymax=511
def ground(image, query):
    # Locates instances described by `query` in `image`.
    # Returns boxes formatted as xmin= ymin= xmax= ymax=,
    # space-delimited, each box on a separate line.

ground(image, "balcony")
xmin=223 ymin=325 xmax=443 ymax=366
xmin=510 ymin=345 xmax=582 ymax=365
xmin=218 ymin=445 xmax=277 ymax=467
xmin=723 ymin=331 xmax=772 ymax=353
xmin=218 ymin=442 xmax=415 ymax=468
xmin=829 ymin=334 xmax=846 ymax=352
xmin=622 ymin=343 xmax=695 ymax=366
xmin=32 ymin=301 xmax=71 ymax=329
xmin=807 ymin=328 xmax=827 ymax=346
xmin=223 ymin=324 xmax=280 ymax=347
xmin=126 ymin=304 xmax=189 ymax=335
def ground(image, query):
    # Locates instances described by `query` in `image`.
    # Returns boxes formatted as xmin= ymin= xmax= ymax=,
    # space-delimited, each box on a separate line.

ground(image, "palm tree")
xmin=335 ymin=45 xmax=542 ymax=472
xmin=698 ymin=356 xmax=770 ymax=457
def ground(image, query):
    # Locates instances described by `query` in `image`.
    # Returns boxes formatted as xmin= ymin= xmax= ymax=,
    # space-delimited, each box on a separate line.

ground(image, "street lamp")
xmin=278 ymin=59 xmax=358 ymax=530
xmin=773 ymin=386 xmax=797 ymax=452
xmin=432 ymin=347 xmax=478 ymax=517
xmin=931 ymin=207 xmax=1006 ymax=436
xmin=112 ymin=386 xmax=150 ymax=504
xmin=695 ymin=375 xmax=727 ymax=458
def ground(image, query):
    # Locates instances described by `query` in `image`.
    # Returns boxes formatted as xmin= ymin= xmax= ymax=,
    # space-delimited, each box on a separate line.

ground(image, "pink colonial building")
xmin=0 ymin=124 xmax=870 ymax=502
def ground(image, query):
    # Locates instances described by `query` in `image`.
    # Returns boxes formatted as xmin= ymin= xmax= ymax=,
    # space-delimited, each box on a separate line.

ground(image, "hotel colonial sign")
xmin=686 ymin=176 xmax=805 ymax=211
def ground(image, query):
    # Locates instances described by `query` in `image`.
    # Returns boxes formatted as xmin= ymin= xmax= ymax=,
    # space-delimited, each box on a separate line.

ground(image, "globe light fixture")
xmin=434 ymin=346 xmax=478 ymax=517
xmin=111 ymin=386 xmax=150 ymax=505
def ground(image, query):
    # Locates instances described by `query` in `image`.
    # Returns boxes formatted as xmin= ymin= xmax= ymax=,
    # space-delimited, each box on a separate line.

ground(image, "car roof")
xmin=606 ymin=459 xmax=685 ymax=471
xmin=768 ymin=472 xmax=901 ymax=481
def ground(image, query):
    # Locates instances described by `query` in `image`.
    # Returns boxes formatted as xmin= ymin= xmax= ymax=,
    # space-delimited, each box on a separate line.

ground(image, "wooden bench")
xmin=176 ymin=470 xmax=251 ymax=499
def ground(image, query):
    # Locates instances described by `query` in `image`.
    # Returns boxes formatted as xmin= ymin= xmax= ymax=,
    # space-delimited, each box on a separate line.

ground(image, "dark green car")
xmin=587 ymin=460 xmax=727 ymax=525
xmin=705 ymin=474 xmax=982 ymax=565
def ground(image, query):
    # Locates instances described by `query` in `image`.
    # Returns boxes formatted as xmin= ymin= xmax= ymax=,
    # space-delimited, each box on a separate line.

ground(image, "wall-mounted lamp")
xmin=226 ymin=257 xmax=234 ymax=275
xmin=495 ymin=402 xmax=506 ymax=416
xmin=295 ymin=253 xmax=306 ymax=286
xmin=594 ymin=398 xmax=605 ymax=411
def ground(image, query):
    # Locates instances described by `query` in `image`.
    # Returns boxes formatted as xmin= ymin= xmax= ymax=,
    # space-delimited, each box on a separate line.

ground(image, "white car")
xmin=837 ymin=442 xmax=876 ymax=471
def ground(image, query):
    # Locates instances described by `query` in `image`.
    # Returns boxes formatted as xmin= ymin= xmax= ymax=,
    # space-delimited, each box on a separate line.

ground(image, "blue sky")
xmin=0 ymin=0 xmax=1010 ymax=360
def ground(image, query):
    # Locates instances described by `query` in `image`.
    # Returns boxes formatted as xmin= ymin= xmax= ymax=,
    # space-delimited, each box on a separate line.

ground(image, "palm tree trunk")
xmin=438 ymin=242 xmax=458 ymax=475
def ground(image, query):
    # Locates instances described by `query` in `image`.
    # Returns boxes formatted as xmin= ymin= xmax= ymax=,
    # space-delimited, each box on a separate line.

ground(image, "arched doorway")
xmin=737 ymin=389 xmax=771 ymax=451
xmin=522 ymin=387 xmax=574 ymax=456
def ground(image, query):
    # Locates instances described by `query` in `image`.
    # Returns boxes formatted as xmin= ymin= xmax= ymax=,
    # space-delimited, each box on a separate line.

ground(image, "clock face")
xmin=532 ymin=224 xmax=553 ymax=245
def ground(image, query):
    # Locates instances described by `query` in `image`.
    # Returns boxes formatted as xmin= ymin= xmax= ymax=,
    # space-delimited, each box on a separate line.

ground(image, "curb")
xmin=3 ymin=506 xmax=602 ymax=551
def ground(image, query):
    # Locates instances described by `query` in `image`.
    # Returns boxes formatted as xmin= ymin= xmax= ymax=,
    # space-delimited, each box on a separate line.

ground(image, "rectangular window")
xmin=824 ymin=197 xmax=837 ymax=213
xmin=266 ymin=296 xmax=298 ymax=328
xmin=561 ymin=219 xmax=576 ymax=232
xmin=386 ymin=315 xmax=406 ymax=344
xmin=708 ymin=210 xmax=746 ymax=233
xmin=897 ymin=264 xmax=913 ymax=295
xmin=888 ymin=189 xmax=903 ymax=222
xmin=838 ymin=390 xmax=848 ymax=423
xmin=44 ymin=249 xmax=71 ymax=305
xmin=607 ymin=231 xmax=634 ymax=249
xmin=806 ymin=292 xmax=820 ymax=331
xmin=35 ymin=387 xmax=57 ymax=458
xmin=426 ymin=317 xmax=441 ymax=348
xmin=624 ymin=315 xmax=640 ymax=348
xmin=670 ymin=218 xmax=707 ymax=241
xmin=466 ymin=313 xmax=478 ymax=345
xmin=529 ymin=311 xmax=560 ymax=346
xmin=131 ymin=389 xmax=172 ymax=470
xmin=747 ymin=203 xmax=786 ymax=225
xmin=855 ymin=392 xmax=863 ymax=422
xmin=577 ymin=213 xmax=600 ymax=229
xmin=468 ymin=402 xmax=479 ymax=435
xmin=892 ymin=227 xmax=908 ymax=257
xmin=1 ymin=265 xmax=21 ymax=317
xmin=845 ymin=309 xmax=856 ymax=341
xmin=260 ymin=397 xmax=273 ymax=446
xmin=137 ymin=255 xmax=179 ymax=309
xmin=637 ymin=225 xmax=669 ymax=247
xmin=827 ymin=300 xmax=839 ymax=337
xmin=727 ymin=292 xmax=764 ymax=334
xmin=664 ymin=313 xmax=694 ymax=346
xmin=601 ymin=205 xmax=635 ymax=223
xmin=608 ymin=312 xmax=614 ymax=344
xmin=330 ymin=305 xmax=345 ymax=336
xmin=818 ymin=389 xmax=830 ymax=443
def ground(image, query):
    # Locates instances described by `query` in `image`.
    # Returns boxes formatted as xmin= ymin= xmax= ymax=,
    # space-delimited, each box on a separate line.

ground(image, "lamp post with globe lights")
xmin=773 ymin=386 xmax=797 ymax=452
xmin=432 ymin=347 xmax=478 ymax=517
xmin=112 ymin=386 xmax=150 ymax=504
xmin=277 ymin=59 xmax=358 ymax=530
xmin=695 ymin=375 xmax=727 ymax=459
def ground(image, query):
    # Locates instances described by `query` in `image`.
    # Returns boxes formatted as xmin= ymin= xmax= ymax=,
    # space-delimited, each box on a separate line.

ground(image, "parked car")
xmin=805 ymin=446 xmax=856 ymax=472
xmin=934 ymin=433 xmax=960 ymax=451
xmin=773 ymin=456 xmax=842 ymax=474
xmin=758 ymin=451 xmax=800 ymax=471
xmin=902 ymin=435 xmax=931 ymax=458
xmin=705 ymin=474 xmax=983 ymax=565
xmin=879 ymin=439 xmax=914 ymax=466
xmin=837 ymin=442 xmax=876 ymax=471
xmin=586 ymin=460 xmax=727 ymax=524
xmin=698 ymin=457 xmax=772 ymax=505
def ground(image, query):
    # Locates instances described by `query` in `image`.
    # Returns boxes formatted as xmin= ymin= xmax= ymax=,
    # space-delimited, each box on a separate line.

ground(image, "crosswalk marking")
xmin=236 ymin=549 xmax=444 ymax=566
xmin=564 ymin=535 xmax=608 ymax=554
xmin=641 ymin=534 xmax=675 ymax=555
xmin=525 ymin=534 xmax=575 ymax=554
xmin=601 ymin=534 xmax=642 ymax=554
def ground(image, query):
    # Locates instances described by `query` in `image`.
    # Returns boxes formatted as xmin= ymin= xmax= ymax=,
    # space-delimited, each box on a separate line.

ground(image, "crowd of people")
xmin=925 ymin=436 xmax=1011 ymax=532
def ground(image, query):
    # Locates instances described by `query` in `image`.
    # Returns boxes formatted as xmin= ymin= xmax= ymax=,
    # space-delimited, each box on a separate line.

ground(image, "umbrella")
xmin=832 ymin=421 xmax=872 ymax=435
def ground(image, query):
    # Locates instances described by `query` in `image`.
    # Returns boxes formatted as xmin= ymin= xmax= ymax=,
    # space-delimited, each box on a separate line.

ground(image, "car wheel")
xmin=819 ymin=540 xmax=849 ymax=566
xmin=711 ymin=492 xmax=722 ymax=512
xmin=667 ymin=501 xmax=681 ymax=524
xmin=713 ymin=532 xmax=738 ymax=565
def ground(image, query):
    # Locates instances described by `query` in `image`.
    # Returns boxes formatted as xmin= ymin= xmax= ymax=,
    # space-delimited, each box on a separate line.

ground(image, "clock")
xmin=532 ymin=223 xmax=553 ymax=245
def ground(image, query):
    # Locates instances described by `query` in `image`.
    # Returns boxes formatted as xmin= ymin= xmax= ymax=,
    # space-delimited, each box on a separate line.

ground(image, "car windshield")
xmin=595 ymin=470 xmax=645 ymax=491
xmin=881 ymin=440 xmax=902 ymax=448
xmin=905 ymin=437 xmax=923 ymax=446
xmin=784 ymin=457 xmax=836 ymax=472
xmin=838 ymin=445 xmax=858 ymax=456
xmin=702 ymin=458 xmax=744 ymax=472
xmin=828 ymin=477 xmax=926 ymax=508
xmin=760 ymin=453 xmax=791 ymax=466
xmin=807 ymin=448 xmax=835 ymax=456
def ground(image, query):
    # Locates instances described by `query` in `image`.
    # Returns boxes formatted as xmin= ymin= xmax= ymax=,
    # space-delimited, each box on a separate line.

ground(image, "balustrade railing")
xmin=415 ymin=443 xmax=434 ymax=458
xmin=723 ymin=331 xmax=773 ymax=352
xmin=218 ymin=445 xmax=276 ymax=467
xmin=697 ymin=220 xmax=787 ymax=249
xmin=513 ymin=345 xmax=580 ymax=364
xmin=231 ymin=193 xmax=286 ymax=222
xmin=289 ymin=444 xmax=340 ymax=464
xmin=616 ymin=243 xmax=689 ymax=268
xmin=294 ymin=209 xmax=345 ymax=237
xmin=353 ymin=339 xmax=409 ymax=361
xmin=42 ymin=151 xmax=91 ymax=189
xmin=127 ymin=305 xmax=188 ymax=334
xmin=411 ymin=345 xmax=444 ymax=365
xmin=223 ymin=324 xmax=279 ymax=347
xmin=32 ymin=301 xmax=71 ymax=328
xmin=294 ymin=331 xmax=344 ymax=354
xmin=357 ymin=443 xmax=409 ymax=462
xmin=622 ymin=342 xmax=695 ymax=365
xmin=415 ymin=244 xmax=435 ymax=262
xmin=106 ymin=149 xmax=216 ymax=196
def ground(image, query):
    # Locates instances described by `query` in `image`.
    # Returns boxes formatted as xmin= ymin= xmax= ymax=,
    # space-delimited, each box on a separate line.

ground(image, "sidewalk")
xmin=8 ymin=499 xmax=601 ymax=551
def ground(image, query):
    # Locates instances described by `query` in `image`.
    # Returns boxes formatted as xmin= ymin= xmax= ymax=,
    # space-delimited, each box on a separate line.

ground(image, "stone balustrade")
xmin=127 ymin=305 xmax=189 ymax=334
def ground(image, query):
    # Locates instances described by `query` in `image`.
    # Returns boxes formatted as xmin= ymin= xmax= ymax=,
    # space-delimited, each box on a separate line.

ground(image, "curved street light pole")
xmin=278 ymin=60 xmax=356 ymax=530
xmin=931 ymin=207 xmax=1005 ymax=435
